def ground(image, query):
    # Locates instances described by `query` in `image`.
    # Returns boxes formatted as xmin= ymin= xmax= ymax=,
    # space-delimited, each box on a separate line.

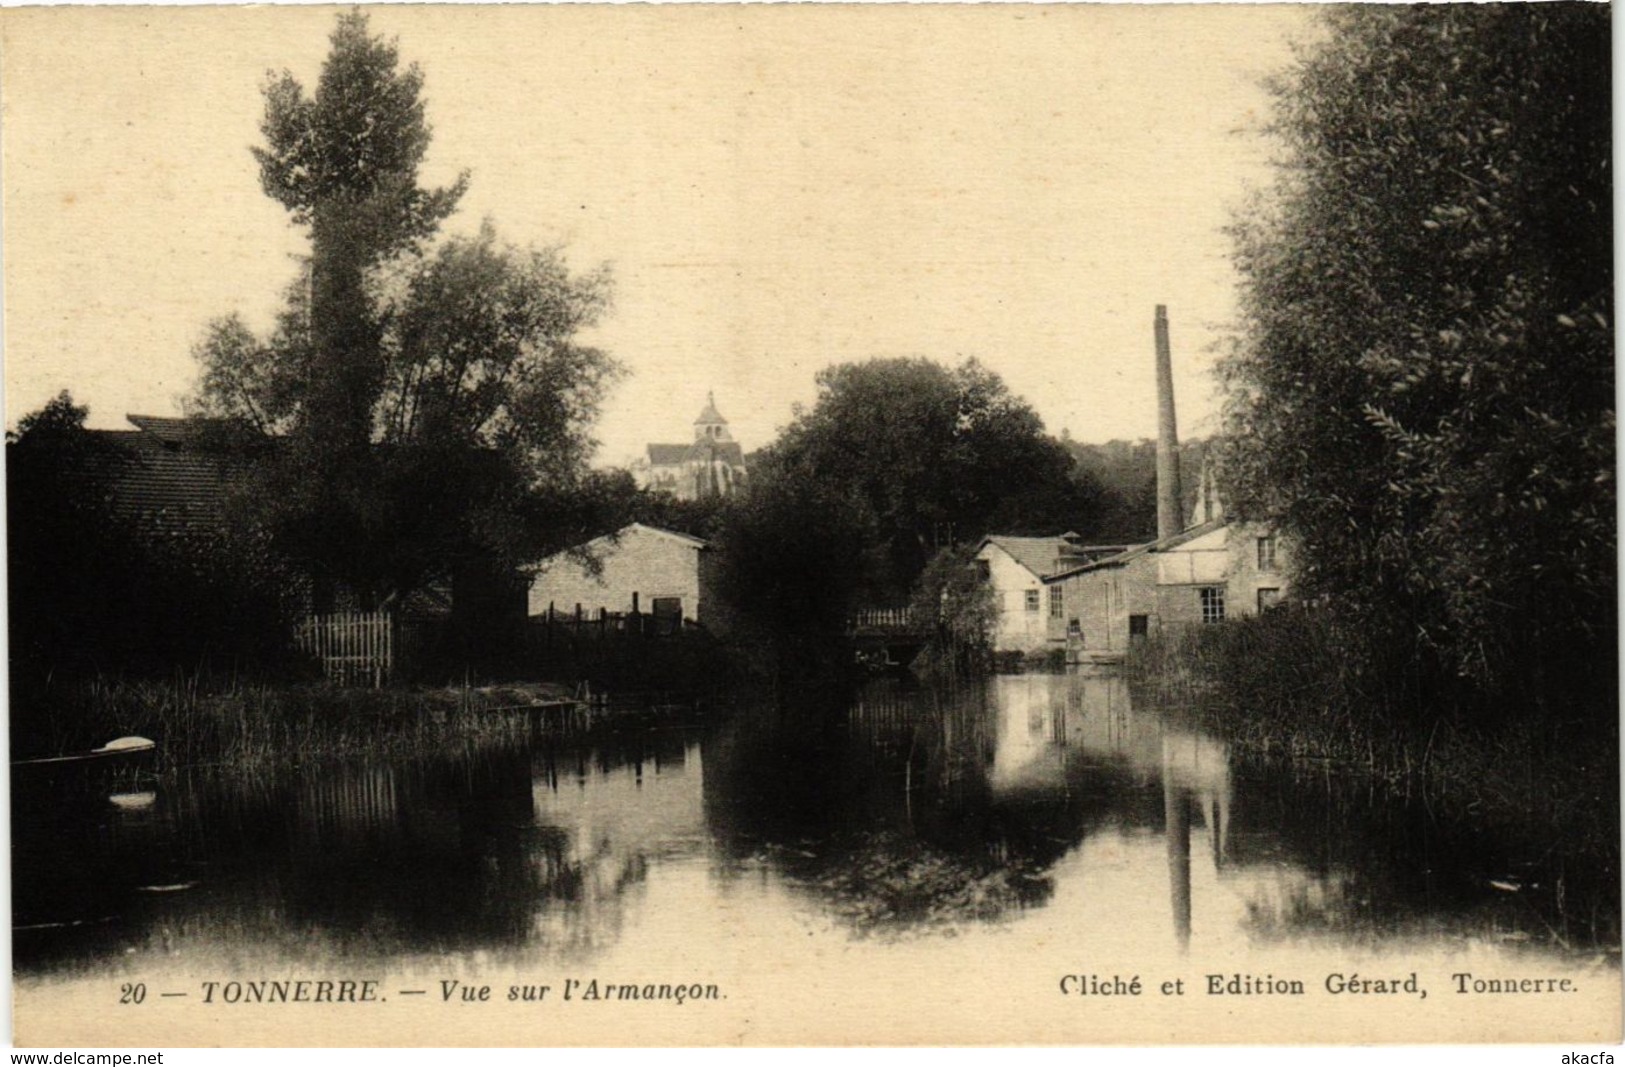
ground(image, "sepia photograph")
xmin=3 ymin=2 xmax=1617 ymax=1049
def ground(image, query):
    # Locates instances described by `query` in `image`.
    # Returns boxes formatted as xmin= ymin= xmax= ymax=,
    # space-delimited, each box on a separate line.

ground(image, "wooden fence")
xmin=294 ymin=603 xmax=705 ymax=687
xmin=295 ymin=610 xmax=394 ymax=687
xmin=528 ymin=603 xmax=697 ymax=647
xmin=849 ymin=606 xmax=917 ymax=632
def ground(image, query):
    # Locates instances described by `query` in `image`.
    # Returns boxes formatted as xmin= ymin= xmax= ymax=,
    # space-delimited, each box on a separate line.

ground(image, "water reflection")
xmin=12 ymin=673 xmax=1617 ymax=981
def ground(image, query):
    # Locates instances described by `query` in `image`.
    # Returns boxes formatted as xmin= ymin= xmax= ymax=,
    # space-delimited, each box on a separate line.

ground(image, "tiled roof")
xmin=123 ymin=414 xmax=244 ymax=449
xmin=647 ymin=443 xmax=692 ymax=466
xmin=80 ymin=416 xmax=257 ymax=538
xmin=646 ymin=440 xmax=746 ymax=467
xmin=1042 ymin=518 xmax=1229 ymax=583
xmin=980 ymin=535 xmax=1082 ymax=578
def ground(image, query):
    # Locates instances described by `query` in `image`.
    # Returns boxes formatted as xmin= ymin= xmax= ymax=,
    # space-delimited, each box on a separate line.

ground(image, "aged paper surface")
xmin=4 ymin=2 xmax=1619 ymax=1050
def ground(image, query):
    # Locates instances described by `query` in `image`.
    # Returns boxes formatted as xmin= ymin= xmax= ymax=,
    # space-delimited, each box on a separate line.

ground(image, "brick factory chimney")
xmin=1154 ymin=305 xmax=1184 ymax=541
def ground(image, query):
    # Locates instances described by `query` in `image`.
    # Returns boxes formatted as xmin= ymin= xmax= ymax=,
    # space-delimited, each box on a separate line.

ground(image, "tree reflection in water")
xmin=702 ymin=677 xmax=1164 ymax=938
xmin=14 ymin=726 xmax=701 ymax=971
xmin=15 ymin=673 xmax=1614 ymax=978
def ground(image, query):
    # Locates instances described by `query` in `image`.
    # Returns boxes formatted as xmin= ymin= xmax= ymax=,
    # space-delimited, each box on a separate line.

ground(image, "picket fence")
xmin=849 ymin=606 xmax=916 ymax=631
xmin=295 ymin=610 xmax=394 ymax=687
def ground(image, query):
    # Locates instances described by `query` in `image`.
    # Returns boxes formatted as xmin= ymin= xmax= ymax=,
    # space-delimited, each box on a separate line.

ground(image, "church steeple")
xmin=693 ymin=391 xmax=732 ymax=442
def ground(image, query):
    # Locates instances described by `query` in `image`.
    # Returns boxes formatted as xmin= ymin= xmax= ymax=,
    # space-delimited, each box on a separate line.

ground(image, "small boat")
xmin=13 ymin=735 xmax=157 ymax=769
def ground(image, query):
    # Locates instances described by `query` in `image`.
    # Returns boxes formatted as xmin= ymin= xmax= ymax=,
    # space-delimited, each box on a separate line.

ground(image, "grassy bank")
xmin=12 ymin=629 xmax=741 ymax=774
xmin=1126 ymin=607 xmax=1619 ymax=857
xmin=13 ymin=678 xmax=644 ymax=775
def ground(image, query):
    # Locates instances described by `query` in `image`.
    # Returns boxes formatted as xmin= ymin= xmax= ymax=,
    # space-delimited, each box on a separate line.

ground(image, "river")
xmin=12 ymin=670 xmax=1620 ymax=1045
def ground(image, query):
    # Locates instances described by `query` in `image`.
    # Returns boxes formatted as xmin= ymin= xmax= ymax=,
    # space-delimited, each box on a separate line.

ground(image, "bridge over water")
xmin=845 ymin=607 xmax=930 ymax=670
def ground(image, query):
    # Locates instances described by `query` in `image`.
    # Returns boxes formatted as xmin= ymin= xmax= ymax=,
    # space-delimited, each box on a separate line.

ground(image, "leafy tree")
xmin=907 ymin=545 xmax=997 ymax=677
xmin=1219 ymin=5 xmax=1612 ymax=701
xmin=191 ymin=14 xmax=618 ymax=608
xmin=10 ymin=389 xmax=91 ymax=446
xmin=710 ymin=473 xmax=875 ymax=682
xmin=372 ymin=223 xmax=615 ymax=484
xmin=253 ymin=9 xmax=467 ymax=453
xmin=758 ymin=357 xmax=1100 ymax=598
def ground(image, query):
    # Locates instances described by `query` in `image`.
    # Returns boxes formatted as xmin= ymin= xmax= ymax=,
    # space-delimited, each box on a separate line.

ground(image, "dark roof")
xmin=646 ymin=440 xmax=746 ymax=467
xmin=647 ymin=443 xmax=692 ymax=466
xmin=80 ymin=416 xmax=256 ymax=538
xmin=122 ymin=414 xmax=247 ymax=450
xmin=979 ymin=535 xmax=1082 ymax=578
xmin=106 ymin=450 xmax=244 ymax=531
xmin=1042 ymin=518 xmax=1229 ymax=583
xmin=124 ymin=414 xmax=196 ymax=445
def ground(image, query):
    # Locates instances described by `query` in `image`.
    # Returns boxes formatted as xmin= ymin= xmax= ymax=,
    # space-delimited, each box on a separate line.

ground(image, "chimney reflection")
xmin=1161 ymin=730 xmax=1232 ymax=950
xmin=1164 ymin=776 xmax=1192 ymax=950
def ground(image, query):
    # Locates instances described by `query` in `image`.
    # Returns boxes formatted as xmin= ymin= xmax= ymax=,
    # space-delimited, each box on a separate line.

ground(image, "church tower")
xmin=638 ymin=391 xmax=748 ymax=500
xmin=694 ymin=391 xmax=733 ymax=443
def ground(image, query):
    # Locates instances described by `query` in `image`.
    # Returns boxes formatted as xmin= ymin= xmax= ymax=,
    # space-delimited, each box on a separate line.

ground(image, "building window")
xmin=1024 ymin=589 xmax=1040 ymax=613
xmin=1048 ymin=585 xmax=1064 ymax=619
xmin=1257 ymin=587 xmax=1282 ymax=613
xmin=1257 ymin=535 xmax=1278 ymax=572
xmin=1200 ymin=586 xmax=1226 ymax=624
xmin=1129 ymin=614 xmax=1149 ymax=640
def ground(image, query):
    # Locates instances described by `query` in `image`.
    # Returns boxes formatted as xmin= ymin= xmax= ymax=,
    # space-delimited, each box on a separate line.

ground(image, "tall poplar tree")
xmin=253 ymin=10 xmax=467 ymax=454
xmin=192 ymin=12 xmax=620 ymax=608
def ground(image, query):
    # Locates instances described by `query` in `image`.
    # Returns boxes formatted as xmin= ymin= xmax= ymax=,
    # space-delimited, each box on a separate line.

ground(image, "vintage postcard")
xmin=4 ymin=2 xmax=1618 ymax=1050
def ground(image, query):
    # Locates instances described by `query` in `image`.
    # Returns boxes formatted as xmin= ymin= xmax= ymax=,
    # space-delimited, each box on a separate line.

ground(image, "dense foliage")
xmin=757 ymin=357 xmax=1101 ymax=597
xmin=191 ymin=13 xmax=619 ymax=607
xmin=1219 ymin=5 xmax=1613 ymax=705
xmin=1064 ymin=437 xmax=1209 ymax=543
xmin=709 ymin=472 xmax=875 ymax=681
xmin=8 ymin=394 xmax=296 ymax=719
xmin=907 ymin=546 xmax=997 ymax=677
xmin=251 ymin=10 xmax=467 ymax=453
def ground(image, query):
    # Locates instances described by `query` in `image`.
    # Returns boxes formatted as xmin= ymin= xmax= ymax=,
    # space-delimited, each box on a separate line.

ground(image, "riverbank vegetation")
xmin=1185 ymin=2 xmax=1614 ymax=830
xmin=1130 ymin=608 xmax=1615 ymax=840
xmin=1218 ymin=4 xmax=1613 ymax=712
xmin=14 ymin=675 xmax=712 ymax=776
xmin=1127 ymin=608 xmax=1619 ymax=949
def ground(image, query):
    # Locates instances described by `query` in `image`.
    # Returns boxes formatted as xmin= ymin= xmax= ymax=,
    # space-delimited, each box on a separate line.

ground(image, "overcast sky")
xmin=3 ymin=4 xmax=1310 ymax=466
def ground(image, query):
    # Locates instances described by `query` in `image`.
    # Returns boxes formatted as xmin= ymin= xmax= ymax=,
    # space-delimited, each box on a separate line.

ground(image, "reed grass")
xmin=1127 ymin=606 xmax=1619 ymax=855
xmin=22 ymin=676 xmax=591 ymax=775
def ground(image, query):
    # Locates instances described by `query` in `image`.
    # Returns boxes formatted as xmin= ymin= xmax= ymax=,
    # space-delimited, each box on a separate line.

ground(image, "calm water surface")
xmin=13 ymin=671 xmax=1620 ymax=1043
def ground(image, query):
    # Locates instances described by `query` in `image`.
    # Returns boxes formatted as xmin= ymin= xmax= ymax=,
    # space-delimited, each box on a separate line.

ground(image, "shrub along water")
xmin=1126 ymin=606 xmax=1619 ymax=862
xmin=18 ymin=677 xmax=625 ymax=775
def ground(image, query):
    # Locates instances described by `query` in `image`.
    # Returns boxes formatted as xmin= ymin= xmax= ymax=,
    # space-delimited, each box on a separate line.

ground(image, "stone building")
xmin=972 ymin=534 xmax=1128 ymax=653
xmin=1041 ymin=513 xmax=1290 ymax=662
xmin=633 ymin=393 xmax=748 ymax=500
xmin=526 ymin=523 xmax=727 ymax=633
xmin=1037 ymin=306 xmax=1290 ymax=662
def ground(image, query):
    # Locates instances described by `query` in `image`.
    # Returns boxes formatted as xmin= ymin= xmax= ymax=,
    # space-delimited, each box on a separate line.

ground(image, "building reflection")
xmin=983 ymin=671 xmax=1231 ymax=949
xmin=18 ymin=676 xmax=1606 ymax=978
xmin=699 ymin=671 xmax=1238 ymax=944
